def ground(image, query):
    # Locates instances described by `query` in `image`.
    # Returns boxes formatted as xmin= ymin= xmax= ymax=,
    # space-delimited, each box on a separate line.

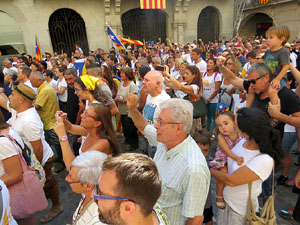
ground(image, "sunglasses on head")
xmin=248 ymin=75 xmax=266 ymax=85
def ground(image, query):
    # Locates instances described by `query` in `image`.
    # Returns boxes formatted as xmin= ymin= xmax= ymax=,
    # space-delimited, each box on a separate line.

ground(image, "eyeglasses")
xmin=225 ymin=62 xmax=233 ymax=66
xmin=248 ymin=75 xmax=266 ymax=85
xmin=66 ymin=174 xmax=81 ymax=184
xmin=74 ymin=88 xmax=82 ymax=92
xmin=93 ymin=184 xmax=139 ymax=204
xmin=82 ymin=110 xmax=97 ymax=120
xmin=156 ymin=118 xmax=180 ymax=126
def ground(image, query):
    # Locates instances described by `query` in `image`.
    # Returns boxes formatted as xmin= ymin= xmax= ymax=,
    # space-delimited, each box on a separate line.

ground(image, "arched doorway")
xmin=239 ymin=13 xmax=273 ymax=38
xmin=0 ymin=11 xmax=25 ymax=54
xmin=121 ymin=8 xmax=166 ymax=41
xmin=49 ymin=8 xmax=89 ymax=57
xmin=197 ymin=6 xmax=220 ymax=43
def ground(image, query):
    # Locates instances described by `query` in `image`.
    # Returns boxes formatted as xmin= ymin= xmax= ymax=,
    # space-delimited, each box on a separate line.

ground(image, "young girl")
xmin=209 ymin=111 xmax=243 ymax=209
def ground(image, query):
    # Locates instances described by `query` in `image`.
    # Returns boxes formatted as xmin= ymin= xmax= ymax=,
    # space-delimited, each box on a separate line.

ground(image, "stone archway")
xmin=49 ymin=8 xmax=89 ymax=57
xmin=197 ymin=6 xmax=220 ymax=43
xmin=121 ymin=8 xmax=167 ymax=41
xmin=239 ymin=13 xmax=273 ymax=38
xmin=0 ymin=11 xmax=25 ymax=54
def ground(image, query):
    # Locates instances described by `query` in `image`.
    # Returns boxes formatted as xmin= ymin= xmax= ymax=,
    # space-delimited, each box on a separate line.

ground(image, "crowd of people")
xmin=1 ymin=24 xmax=300 ymax=225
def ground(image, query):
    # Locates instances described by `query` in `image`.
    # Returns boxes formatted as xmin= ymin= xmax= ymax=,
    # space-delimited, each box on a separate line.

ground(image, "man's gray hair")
xmin=247 ymin=63 xmax=273 ymax=80
xmin=3 ymin=58 xmax=12 ymax=64
xmin=152 ymin=56 xmax=161 ymax=65
xmin=71 ymin=151 xmax=107 ymax=185
xmin=137 ymin=57 xmax=146 ymax=65
xmin=31 ymin=71 xmax=45 ymax=81
xmin=90 ymin=66 xmax=102 ymax=77
xmin=5 ymin=69 xmax=17 ymax=77
xmin=160 ymin=98 xmax=193 ymax=134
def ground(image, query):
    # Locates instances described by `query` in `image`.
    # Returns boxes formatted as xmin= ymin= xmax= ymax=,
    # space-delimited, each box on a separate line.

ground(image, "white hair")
xmin=71 ymin=151 xmax=107 ymax=184
xmin=5 ymin=69 xmax=17 ymax=76
xmin=160 ymin=98 xmax=193 ymax=134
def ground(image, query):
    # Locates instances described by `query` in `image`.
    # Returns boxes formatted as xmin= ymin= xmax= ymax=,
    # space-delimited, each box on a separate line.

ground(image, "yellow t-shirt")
xmin=36 ymin=82 xmax=59 ymax=130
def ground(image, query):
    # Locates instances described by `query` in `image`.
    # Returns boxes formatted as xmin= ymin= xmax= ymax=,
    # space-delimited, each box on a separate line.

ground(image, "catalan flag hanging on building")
xmin=35 ymin=35 xmax=43 ymax=63
xmin=119 ymin=37 xmax=143 ymax=46
xmin=107 ymin=25 xmax=125 ymax=50
xmin=259 ymin=0 xmax=269 ymax=5
xmin=140 ymin=0 xmax=166 ymax=9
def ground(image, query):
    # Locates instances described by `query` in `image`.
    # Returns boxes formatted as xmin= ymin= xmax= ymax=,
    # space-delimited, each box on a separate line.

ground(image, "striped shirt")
xmin=145 ymin=125 xmax=210 ymax=225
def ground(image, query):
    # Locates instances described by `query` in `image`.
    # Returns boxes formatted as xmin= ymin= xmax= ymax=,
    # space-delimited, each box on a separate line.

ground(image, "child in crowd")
xmin=193 ymin=129 xmax=213 ymax=225
xmin=246 ymin=25 xmax=290 ymax=109
xmin=210 ymin=111 xmax=243 ymax=209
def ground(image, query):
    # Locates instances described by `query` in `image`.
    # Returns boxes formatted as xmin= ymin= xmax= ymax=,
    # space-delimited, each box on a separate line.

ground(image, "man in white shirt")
xmin=127 ymin=95 xmax=210 ymax=225
xmin=191 ymin=48 xmax=207 ymax=76
xmin=182 ymin=45 xmax=192 ymax=65
xmin=17 ymin=66 xmax=38 ymax=94
xmin=0 ymin=83 xmax=62 ymax=223
xmin=2 ymin=58 xmax=18 ymax=74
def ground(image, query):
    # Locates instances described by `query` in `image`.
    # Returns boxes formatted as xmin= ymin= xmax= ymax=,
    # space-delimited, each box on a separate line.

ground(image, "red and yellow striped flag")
xmin=119 ymin=37 xmax=143 ymax=46
xmin=140 ymin=0 xmax=166 ymax=9
xmin=35 ymin=35 xmax=43 ymax=63
xmin=259 ymin=0 xmax=269 ymax=5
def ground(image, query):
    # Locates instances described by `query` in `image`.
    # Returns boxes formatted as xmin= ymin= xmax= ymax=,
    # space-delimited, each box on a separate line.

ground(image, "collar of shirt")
xmin=164 ymin=135 xmax=190 ymax=159
xmin=37 ymin=81 xmax=48 ymax=93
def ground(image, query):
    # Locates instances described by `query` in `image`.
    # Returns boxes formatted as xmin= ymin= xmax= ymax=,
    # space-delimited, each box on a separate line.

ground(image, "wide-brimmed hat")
xmin=14 ymin=83 xmax=36 ymax=102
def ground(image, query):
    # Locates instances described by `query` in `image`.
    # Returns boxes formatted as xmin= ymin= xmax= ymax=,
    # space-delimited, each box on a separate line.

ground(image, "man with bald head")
xmin=29 ymin=71 xmax=65 ymax=173
xmin=142 ymin=70 xmax=170 ymax=157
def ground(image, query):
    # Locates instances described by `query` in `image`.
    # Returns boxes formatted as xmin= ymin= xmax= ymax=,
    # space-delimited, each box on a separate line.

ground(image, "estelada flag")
xmin=140 ymin=0 xmax=166 ymax=9
xmin=119 ymin=37 xmax=143 ymax=46
xmin=107 ymin=25 xmax=125 ymax=50
xmin=259 ymin=0 xmax=269 ymax=5
xmin=35 ymin=36 xmax=43 ymax=63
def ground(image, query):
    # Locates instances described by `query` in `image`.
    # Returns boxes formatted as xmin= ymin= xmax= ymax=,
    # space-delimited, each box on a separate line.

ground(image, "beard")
xmin=98 ymin=201 xmax=126 ymax=225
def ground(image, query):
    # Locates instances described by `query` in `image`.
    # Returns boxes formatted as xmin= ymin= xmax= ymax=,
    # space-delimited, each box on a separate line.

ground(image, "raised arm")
xmin=163 ymin=71 xmax=196 ymax=95
xmin=127 ymin=93 xmax=148 ymax=134
xmin=217 ymin=57 xmax=244 ymax=89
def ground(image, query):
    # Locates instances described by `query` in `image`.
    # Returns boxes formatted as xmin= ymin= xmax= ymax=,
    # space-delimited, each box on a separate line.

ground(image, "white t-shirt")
xmin=182 ymin=53 xmax=192 ymax=65
xmin=143 ymin=90 xmax=170 ymax=125
xmin=49 ymin=79 xmax=57 ymax=90
xmin=232 ymin=94 xmax=247 ymax=114
xmin=223 ymin=138 xmax=273 ymax=216
xmin=7 ymin=104 xmax=54 ymax=166
xmin=3 ymin=67 xmax=18 ymax=75
xmin=0 ymin=179 xmax=18 ymax=225
xmin=195 ymin=60 xmax=207 ymax=74
xmin=170 ymin=68 xmax=181 ymax=80
xmin=202 ymin=72 xmax=222 ymax=103
xmin=57 ymin=78 xmax=68 ymax=102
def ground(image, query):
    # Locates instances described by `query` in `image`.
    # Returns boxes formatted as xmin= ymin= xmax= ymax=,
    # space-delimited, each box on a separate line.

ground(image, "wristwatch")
xmin=59 ymin=136 xmax=68 ymax=142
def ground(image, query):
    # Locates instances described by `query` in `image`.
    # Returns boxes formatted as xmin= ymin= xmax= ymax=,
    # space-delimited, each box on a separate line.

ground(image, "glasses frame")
xmin=93 ymin=184 xmax=139 ymax=205
xmin=82 ymin=110 xmax=97 ymax=120
xmin=156 ymin=118 xmax=180 ymax=126
xmin=248 ymin=75 xmax=266 ymax=85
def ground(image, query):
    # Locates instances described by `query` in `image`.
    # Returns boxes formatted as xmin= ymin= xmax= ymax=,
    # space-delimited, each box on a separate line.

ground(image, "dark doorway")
xmin=49 ymin=8 xmax=89 ymax=57
xmin=122 ymin=8 xmax=166 ymax=42
xmin=197 ymin=6 xmax=220 ymax=43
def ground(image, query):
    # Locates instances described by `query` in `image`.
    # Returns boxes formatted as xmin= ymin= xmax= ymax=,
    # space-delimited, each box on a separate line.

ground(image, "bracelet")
xmin=59 ymin=136 xmax=68 ymax=142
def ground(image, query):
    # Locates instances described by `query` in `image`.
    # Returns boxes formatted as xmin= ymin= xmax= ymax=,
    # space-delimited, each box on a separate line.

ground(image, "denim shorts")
xmin=281 ymin=132 xmax=297 ymax=154
xmin=259 ymin=173 xmax=276 ymax=199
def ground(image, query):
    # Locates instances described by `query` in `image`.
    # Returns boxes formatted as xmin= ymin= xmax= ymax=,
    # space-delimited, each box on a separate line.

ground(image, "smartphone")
xmin=155 ymin=66 xmax=164 ymax=71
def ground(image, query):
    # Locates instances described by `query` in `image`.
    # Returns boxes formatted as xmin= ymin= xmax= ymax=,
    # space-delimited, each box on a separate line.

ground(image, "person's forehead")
xmin=99 ymin=169 xmax=118 ymax=195
xmin=159 ymin=108 xmax=173 ymax=120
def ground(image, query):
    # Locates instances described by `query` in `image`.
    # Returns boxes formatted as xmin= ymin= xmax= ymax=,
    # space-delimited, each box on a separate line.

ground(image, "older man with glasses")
xmin=127 ymin=95 xmax=210 ymax=225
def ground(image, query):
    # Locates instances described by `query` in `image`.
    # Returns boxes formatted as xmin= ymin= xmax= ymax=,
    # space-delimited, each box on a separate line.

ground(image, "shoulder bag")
xmin=246 ymin=163 xmax=276 ymax=225
xmin=3 ymin=135 xmax=48 ymax=220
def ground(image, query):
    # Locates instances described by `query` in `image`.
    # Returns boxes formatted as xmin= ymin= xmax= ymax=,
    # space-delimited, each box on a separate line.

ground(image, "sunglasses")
xmin=248 ymin=75 xmax=265 ymax=85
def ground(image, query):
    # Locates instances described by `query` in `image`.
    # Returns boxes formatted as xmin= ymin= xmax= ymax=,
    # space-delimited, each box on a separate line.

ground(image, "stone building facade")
xmin=239 ymin=0 xmax=300 ymax=40
xmin=0 ymin=0 xmax=234 ymax=56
